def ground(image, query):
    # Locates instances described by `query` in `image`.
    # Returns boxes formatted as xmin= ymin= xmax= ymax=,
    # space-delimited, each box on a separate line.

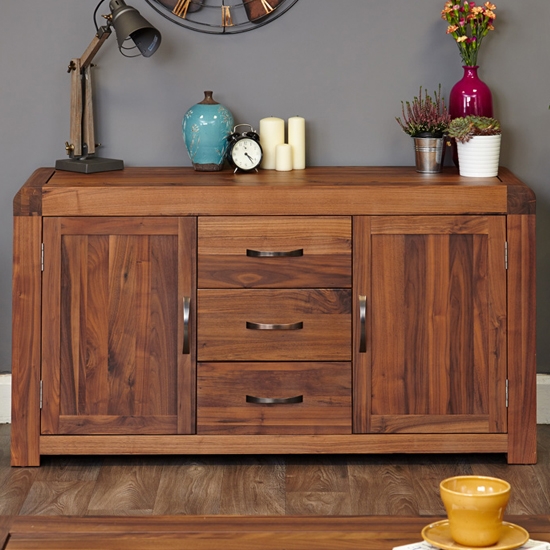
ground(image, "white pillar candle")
xmin=288 ymin=116 xmax=306 ymax=170
xmin=259 ymin=117 xmax=285 ymax=170
xmin=275 ymin=144 xmax=293 ymax=172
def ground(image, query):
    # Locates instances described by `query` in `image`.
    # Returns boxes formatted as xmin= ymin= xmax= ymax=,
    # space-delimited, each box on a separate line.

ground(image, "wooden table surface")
xmin=1 ymin=515 xmax=549 ymax=549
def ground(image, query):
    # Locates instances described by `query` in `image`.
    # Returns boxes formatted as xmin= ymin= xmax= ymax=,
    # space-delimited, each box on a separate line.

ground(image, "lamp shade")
xmin=109 ymin=0 xmax=161 ymax=57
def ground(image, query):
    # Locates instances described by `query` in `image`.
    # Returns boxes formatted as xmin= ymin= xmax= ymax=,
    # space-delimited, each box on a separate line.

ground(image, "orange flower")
xmin=441 ymin=0 xmax=497 ymax=65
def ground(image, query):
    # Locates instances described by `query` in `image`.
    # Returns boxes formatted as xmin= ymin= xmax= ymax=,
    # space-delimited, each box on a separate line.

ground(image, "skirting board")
xmin=0 ymin=373 xmax=11 ymax=424
xmin=537 ymin=373 xmax=550 ymax=424
xmin=0 ymin=373 xmax=549 ymax=425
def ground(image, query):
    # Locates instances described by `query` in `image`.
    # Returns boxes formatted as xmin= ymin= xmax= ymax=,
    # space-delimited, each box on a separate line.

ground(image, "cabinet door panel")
xmin=354 ymin=216 xmax=507 ymax=434
xmin=41 ymin=217 xmax=196 ymax=435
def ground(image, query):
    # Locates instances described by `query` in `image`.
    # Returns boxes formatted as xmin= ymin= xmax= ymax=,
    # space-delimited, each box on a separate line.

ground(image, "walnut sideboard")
xmin=11 ymin=166 xmax=536 ymax=466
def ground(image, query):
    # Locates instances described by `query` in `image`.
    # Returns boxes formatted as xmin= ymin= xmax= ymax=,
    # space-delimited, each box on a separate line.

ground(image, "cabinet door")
xmin=354 ymin=216 xmax=507 ymax=434
xmin=41 ymin=217 xmax=196 ymax=435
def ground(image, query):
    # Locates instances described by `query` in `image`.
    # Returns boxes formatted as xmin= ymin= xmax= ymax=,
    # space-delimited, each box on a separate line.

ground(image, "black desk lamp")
xmin=56 ymin=0 xmax=162 ymax=173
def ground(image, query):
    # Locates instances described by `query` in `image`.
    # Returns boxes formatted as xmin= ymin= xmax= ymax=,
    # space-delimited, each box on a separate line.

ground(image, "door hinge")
xmin=41 ymin=243 xmax=44 ymax=272
xmin=504 ymin=241 xmax=508 ymax=270
xmin=505 ymin=379 xmax=509 ymax=408
xmin=39 ymin=380 xmax=43 ymax=409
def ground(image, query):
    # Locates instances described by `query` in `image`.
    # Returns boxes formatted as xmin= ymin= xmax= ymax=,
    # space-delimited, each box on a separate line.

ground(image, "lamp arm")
xmin=80 ymin=25 xmax=112 ymax=71
xmin=67 ymin=25 xmax=112 ymax=158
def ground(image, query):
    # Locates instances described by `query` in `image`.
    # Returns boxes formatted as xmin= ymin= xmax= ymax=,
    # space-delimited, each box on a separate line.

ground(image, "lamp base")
xmin=55 ymin=156 xmax=124 ymax=174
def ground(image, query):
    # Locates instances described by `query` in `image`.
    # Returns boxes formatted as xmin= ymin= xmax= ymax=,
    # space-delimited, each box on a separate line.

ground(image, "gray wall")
xmin=1 ymin=0 xmax=548 ymax=372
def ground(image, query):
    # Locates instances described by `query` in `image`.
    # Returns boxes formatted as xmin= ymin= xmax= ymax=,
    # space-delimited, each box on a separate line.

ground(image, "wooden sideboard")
xmin=11 ymin=166 xmax=537 ymax=466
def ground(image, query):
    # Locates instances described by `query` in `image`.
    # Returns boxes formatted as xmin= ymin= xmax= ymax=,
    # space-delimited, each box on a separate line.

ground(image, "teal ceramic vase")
xmin=182 ymin=91 xmax=234 ymax=171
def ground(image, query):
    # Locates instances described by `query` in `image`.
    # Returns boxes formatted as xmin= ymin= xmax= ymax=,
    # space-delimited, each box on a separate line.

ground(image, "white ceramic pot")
xmin=456 ymin=134 xmax=501 ymax=177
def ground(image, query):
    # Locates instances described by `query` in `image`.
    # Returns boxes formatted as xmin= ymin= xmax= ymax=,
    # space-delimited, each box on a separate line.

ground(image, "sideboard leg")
xmin=507 ymin=214 xmax=537 ymax=464
xmin=11 ymin=216 xmax=42 ymax=467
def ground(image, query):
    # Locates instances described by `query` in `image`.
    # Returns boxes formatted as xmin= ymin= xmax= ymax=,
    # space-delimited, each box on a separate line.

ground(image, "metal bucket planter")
xmin=413 ymin=136 xmax=444 ymax=173
xmin=456 ymin=134 xmax=501 ymax=177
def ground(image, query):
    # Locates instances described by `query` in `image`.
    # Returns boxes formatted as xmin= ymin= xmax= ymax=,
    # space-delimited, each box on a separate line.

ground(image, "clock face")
xmin=144 ymin=0 xmax=300 ymax=34
xmin=231 ymin=138 xmax=263 ymax=171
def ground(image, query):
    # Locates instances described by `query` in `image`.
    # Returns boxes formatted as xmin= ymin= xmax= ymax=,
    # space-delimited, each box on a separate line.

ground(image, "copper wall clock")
xmin=144 ymin=0 xmax=300 ymax=34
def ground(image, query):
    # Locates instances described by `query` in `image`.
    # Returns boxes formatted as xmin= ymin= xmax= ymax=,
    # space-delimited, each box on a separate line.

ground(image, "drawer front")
xmin=198 ymin=216 xmax=351 ymax=288
xmin=197 ymin=362 xmax=352 ymax=434
xmin=197 ymin=289 xmax=351 ymax=361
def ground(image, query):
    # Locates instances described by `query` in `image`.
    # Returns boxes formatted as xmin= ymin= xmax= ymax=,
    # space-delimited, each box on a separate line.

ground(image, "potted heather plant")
xmin=447 ymin=115 xmax=501 ymax=177
xmin=396 ymin=85 xmax=451 ymax=173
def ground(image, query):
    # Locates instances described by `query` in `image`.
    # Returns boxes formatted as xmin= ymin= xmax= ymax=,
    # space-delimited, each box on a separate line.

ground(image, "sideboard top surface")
xmin=14 ymin=166 xmax=535 ymax=217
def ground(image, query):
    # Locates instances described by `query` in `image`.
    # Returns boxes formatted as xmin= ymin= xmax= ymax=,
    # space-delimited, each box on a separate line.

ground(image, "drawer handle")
xmin=246 ymin=395 xmax=303 ymax=405
xmin=183 ymin=296 xmax=190 ymax=354
xmin=246 ymin=248 xmax=304 ymax=258
xmin=246 ymin=321 xmax=304 ymax=331
xmin=359 ymin=295 xmax=366 ymax=353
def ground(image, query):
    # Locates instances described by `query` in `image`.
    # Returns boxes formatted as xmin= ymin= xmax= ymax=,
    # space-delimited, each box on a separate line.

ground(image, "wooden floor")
xmin=3 ymin=515 xmax=550 ymax=549
xmin=1 ymin=424 xmax=550 ymax=517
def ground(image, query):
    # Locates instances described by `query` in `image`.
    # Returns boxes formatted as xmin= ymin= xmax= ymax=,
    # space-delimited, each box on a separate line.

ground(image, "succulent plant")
xmin=447 ymin=115 xmax=501 ymax=143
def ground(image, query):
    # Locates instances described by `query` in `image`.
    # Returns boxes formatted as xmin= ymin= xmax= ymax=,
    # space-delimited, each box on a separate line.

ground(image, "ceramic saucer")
xmin=421 ymin=519 xmax=529 ymax=550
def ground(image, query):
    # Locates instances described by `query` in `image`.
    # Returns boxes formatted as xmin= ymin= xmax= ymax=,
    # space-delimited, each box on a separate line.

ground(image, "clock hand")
xmin=245 ymin=153 xmax=254 ymax=161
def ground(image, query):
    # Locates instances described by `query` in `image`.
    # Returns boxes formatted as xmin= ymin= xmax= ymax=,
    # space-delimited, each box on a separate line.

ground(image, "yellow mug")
xmin=439 ymin=475 xmax=511 ymax=547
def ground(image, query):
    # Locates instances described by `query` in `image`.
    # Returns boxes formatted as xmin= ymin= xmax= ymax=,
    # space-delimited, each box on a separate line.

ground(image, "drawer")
xmin=197 ymin=362 xmax=352 ymax=434
xmin=197 ymin=289 xmax=351 ymax=361
xmin=198 ymin=216 xmax=351 ymax=288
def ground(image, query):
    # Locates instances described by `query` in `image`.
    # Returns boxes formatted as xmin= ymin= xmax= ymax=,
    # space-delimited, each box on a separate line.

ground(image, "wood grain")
xmin=407 ymin=455 xmax=473 ymax=515
xmin=471 ymin=459 xmax=550 ymax=515
xmin=197 ymin=362 xmax=351 ymax=434
xmin=2 ymin=516 xmax=549 ymax=550
xmin=11 ymin=215 xmax=42 ymax=466
xmin=218 ymin=456 xmax=285 ymax=515
xmin=0 ymin=515 xmax=12 ymax=550
xmin=197 ymin=289 xmax=351 ymax=361
xmin=11 ymin=167 xmax=536 ymax=466
xmin=38 ymin=433 xmax=509 ymax=456
xmin=348 ymin=457 xmax=418 ymax=515
xmin=86 ymin=458 xmax=164 ymax=515
xmin=40 ymin=218 xmax=195 ymax=437
xmin=0 ymin=468 xmax=39 ymax=515
xmin=367 ymin=216 xmax=507 ymax=435
xmin=286 ymin=456 xmax=350 ymax=494
xmin=12 ymin=167 xmax=53 ymax=216
xmin=507 ymin=214 xmax=537 ymax=463
xmin=3 ymin=424 xmax=550 ymax=517
xmin=152 ymin=458 xmax=224 ymax=515
xmin=40 ymin=166 xmax=512 ymax=217
xmin=18 ymin=481 xmax=97 ymax=515
xmin=198 ymin=216 xmax=351 ymax=288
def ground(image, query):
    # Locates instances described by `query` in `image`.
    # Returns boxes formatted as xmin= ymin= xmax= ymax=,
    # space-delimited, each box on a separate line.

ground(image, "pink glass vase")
xmin=449 ymin=66 xmax=493 ymax=118
xmin=449 ymin=66 xmax=493 ymax=165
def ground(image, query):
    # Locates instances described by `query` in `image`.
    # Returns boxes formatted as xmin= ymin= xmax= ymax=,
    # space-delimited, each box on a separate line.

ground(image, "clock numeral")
xmin=222 ymin=6 xmax=234 ymax=27
xmin=260 ymin=0 xmax=275 ymax=14
xmin=173 ymin=0 xmax=193 ymax=19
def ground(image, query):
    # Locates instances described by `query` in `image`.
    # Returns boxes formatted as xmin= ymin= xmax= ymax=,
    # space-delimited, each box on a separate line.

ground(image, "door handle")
xmin=183 ymin=296 xmax=190 ymax=354
xmin=246 ymin=321 xmax=304 ymax=331
xmin=246 ymin=395 xmax=303 ymax=404
xmin=359 ymin=295 xmax=366 ymax=353
xmin=246 ymin=248 xmax=304 ymax=258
